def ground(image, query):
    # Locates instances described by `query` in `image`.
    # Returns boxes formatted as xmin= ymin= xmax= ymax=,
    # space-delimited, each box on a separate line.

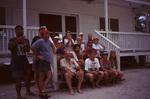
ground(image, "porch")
xmin=1 ymin=25 xmax=150 ymax=91
xmin=1 ymin=25 xmax=150 ymax=55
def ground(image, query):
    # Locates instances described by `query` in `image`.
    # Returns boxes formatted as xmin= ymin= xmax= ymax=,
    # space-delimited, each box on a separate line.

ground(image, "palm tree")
xmin=135 ymin=13 xmax=150 ymax=33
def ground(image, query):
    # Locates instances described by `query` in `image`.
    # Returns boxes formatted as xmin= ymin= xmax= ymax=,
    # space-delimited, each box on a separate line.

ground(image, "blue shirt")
xmin=32 ymin=39 xmax=53 ymax=63
xmin=103 ymin=62 xmax=110 ymax=70
xmin=8 ymin=37 xmax=30 ymax=71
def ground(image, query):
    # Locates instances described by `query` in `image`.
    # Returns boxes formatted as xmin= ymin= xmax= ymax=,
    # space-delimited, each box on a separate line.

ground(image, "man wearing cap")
xmin=31 ymin=26 xmax=46 ymax=44
xmin=84 ymin=40 xmax=96 ymax=58
xmin=60 ymin=51 xmax=84 ymax=95
xmin=92 ymin=38 xmax=105 ymax=56
xmin=31 ymin=26 xmax=46 ymax=92
xmin=31 ymin=30 xmax=56 ymax=98
xmin=8 ymin=25 xmax=35 ymax=99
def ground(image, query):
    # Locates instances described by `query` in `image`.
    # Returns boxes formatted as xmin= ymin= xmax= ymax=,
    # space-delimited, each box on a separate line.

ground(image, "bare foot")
xmin=106 ymin=83 xmax=111 ymax=87
xmin=77 ymin=89 xmax=83 ymax=94
xmin=35 ymin=88 xmax=39 ymax=92
xmin=17 ymin=95 xmax=22 ymax=99
xmin=116 ymin=80 xmax=119 ymax=84
xmin=92 ymin=84 xmax=96 ymax=89
xmin=95 ymin=83 xmax=101 ymax=88
xmin=26 ymin=91 xmax=36 ymax=96
xmin=70 ymin=90 xmax=75 ymax=95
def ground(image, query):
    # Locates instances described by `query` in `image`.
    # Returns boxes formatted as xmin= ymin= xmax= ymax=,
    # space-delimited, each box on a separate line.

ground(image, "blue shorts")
xmin=12 ymin=67 xmax=31 ymax=78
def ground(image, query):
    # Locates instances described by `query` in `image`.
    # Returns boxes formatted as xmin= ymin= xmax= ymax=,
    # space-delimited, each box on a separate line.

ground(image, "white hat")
xmin=39 ymin=26 xmax=47 ymax=30
xmin=79 ymin=32 xmax=83 ymax=35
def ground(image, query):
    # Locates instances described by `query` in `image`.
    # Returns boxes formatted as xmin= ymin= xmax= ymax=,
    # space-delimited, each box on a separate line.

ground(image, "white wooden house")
xmin=0 ymin=0 xmax=150 ymax=90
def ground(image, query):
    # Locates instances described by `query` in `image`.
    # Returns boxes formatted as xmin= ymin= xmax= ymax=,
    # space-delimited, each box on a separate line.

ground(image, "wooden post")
xmin=104 ymin=0 xmax=109 ymax=51
xmin=23 ymin=0 xmax=27 ymax=36
xmin=116 ymin=48 xmax=121 ymax=71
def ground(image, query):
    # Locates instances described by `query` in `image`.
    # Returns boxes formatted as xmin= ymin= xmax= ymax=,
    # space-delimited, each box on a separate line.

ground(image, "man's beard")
xmin=75 ymin=50 xmax=79 ymax=53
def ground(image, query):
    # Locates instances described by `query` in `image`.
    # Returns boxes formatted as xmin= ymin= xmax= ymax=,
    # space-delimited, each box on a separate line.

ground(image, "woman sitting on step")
xmin=100 ymin=51 xmax=117 ymax=86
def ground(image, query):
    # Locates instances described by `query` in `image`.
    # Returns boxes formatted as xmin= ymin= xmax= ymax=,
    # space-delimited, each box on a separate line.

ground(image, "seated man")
xmin=84 ymin=40 xmax=100 ymax=60
xmin=70 ymin=44 xmax=85 ymax=70
xmin=60 ymin=51 xmax=84 ymax=95
xmin=85 ymin=51 xmax=104 ymax=88
xmin=92 ymin=38 xmax=105 ymax=56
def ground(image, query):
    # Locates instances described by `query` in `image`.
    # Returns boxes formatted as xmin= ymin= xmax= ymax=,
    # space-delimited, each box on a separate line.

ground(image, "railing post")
xmin=52 ymin=53 xmax=59 ymax=90
xmin=115 ymin=48 xmax=121 ymax=71
xmin=23 ymin=0 xmax=27 ymax=36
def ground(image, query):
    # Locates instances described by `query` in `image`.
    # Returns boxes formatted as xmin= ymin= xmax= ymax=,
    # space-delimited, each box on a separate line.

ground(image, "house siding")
xmin=0 ymin=0 xmax=134 ymax=40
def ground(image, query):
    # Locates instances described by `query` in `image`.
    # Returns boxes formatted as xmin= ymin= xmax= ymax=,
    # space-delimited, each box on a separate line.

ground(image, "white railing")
xmin=98 ymin=31 xmax=150 ymax=51
xmin=0 ymin=25 xmax=39 ymax=54
xmin=94 ymin=30 xmax=121 ymax=70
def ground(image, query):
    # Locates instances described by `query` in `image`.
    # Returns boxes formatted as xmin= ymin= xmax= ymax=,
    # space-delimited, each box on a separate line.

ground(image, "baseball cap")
xmin=54 ymin=36 xmax=60 ymax=39
xmin=40 ymin=30 xmax=49 ymax=34
xmin=93 ymin=38 xmax=99 ymax=41
xmin=79 ymin=32 xmax=83 ymax=35
xmin=101 ymin=51 xmax=108 ymax=56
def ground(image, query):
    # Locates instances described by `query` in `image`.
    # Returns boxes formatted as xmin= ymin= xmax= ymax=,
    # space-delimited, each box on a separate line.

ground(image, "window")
xmin=100 ymin=17 xmax=119 ymax=31
xmin=39 ymin=13 xmax=78 ymax=40
xmin=40 ymin=14 xmax=62 ymax=32
xmin=65 ymin=16 xmax=77 ymax=32
xmin=100 ymin=17 xmax=105 ymax=31
xmin=65 ymin=16 xmax=77 ymax=40
xmin=0 ymin=7 xmax=5 ymax=25
xmin=110 ymin=18 xmax=119 ymax=31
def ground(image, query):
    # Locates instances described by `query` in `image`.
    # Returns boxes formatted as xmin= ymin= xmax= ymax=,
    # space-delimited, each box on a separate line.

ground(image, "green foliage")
xmin=135 ymin=13 xmax=150 ymax=33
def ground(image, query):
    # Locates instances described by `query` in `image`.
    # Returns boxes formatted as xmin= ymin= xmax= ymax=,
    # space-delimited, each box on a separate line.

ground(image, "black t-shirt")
xmin=8 ymin=37 xmax=30 ymax=71
xmin=31 ymin=35 xmax=41 ymax=45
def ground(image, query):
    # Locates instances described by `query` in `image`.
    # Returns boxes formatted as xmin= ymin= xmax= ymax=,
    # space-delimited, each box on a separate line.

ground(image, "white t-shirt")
xmin=92 ymin=44 xmax=104 ymax=56
xmin=85 ymin=58 xmax=100 ymax=71
xmin=64 ymin=38 xmax=74 ymax=51
xmin=92 ymin=43 xmax=103 ymax=50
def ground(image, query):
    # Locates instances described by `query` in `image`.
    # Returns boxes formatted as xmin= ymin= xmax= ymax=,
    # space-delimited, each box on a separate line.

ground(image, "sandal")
xmin=39 ymin=91 xmax=51 ymax=99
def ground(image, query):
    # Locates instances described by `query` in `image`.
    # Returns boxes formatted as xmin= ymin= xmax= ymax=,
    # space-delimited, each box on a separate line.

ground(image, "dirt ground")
xmin=0 ymin=68 xmax=150 ymax=99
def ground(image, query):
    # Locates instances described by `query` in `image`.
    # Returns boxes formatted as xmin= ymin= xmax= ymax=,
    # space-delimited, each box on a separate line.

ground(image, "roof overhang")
xmin=78 ymin=0 xmax=150 ymax=14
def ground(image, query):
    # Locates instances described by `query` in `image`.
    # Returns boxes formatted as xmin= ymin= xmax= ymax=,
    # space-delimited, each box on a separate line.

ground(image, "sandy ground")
xmin=0 ymin=68 xmax=150 ymax=99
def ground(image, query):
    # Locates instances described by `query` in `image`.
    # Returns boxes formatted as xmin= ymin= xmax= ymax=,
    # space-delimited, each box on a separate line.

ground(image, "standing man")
xmin=31 ymin=26 xmax=47 ymax=44
xmin=85 ymin=51 xmax=104 ymax=88
xmin=31 ymin=30 xmax=56 ymax=98
xmin=8 ymin=25 xmax=35 ymax=99
xmin=31 ymin=26 xmax=46 ymax=92
xmin=60 ymin=51 xmax=84 ymax=95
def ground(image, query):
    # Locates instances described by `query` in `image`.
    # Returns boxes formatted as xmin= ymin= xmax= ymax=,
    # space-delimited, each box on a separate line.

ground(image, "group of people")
xmin=8 ymin=25 xmax=124 ymax=99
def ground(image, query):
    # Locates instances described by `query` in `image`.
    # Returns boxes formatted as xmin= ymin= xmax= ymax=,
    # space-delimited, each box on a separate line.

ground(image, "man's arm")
xmin=23 ymin=40 xmax=30 ymax=52
xmin=30 ymin=46 xmax=44 ymax=61
xmin=8 ymin=36 xmax=25 ymax=49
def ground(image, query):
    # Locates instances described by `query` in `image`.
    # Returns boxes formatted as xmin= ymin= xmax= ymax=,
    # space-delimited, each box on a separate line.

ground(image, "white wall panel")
xmin=1 ymin=0 xmax=134 ymax=32
xmin=79 ymin=15 xmax=98 ymax=40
